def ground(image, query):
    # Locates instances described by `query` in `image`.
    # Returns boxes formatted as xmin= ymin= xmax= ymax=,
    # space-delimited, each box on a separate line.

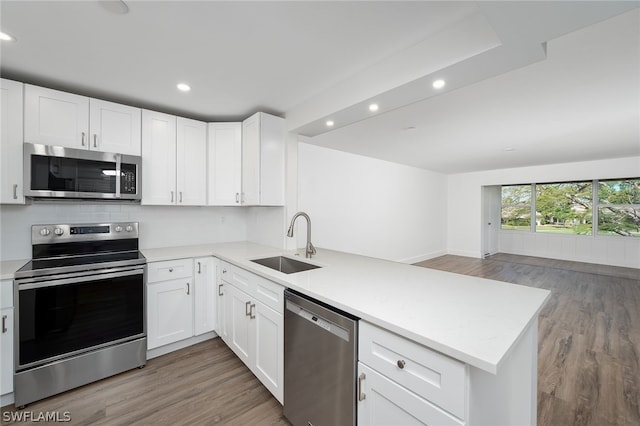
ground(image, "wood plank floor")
xmin=2 ymin=253 xmax=638 ymax=425
xmin=415 ymin=253 xmax=640 ymax=426
xmin=1 ymin=338 xmax=290 ymax=426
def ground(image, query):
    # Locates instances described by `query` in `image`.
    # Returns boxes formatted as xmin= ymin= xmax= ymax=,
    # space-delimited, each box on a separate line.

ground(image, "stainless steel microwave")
xmin=24 ymin=143 xmax=142 ymax=201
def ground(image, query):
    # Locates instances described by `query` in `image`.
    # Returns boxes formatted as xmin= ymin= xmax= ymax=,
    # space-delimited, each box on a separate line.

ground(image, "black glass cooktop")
xmin=15 ymin=251 xmax=146 ymax=279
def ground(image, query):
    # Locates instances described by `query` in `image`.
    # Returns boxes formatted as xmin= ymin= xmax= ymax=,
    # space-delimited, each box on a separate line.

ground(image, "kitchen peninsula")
xmin=142 ymin=241 xmax=550 ymax=426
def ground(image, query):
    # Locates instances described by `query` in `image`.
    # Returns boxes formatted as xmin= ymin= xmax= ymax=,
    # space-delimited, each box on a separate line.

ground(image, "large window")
xmin=501 ymin=178 xmax=639 ymax=237
xmin=536 ymin=182 xmax=592 ymax=235
xmin=501 ymin=185 xmax=531 ymax=231
xmin=598 ymin=179 xmax=640 ymax=237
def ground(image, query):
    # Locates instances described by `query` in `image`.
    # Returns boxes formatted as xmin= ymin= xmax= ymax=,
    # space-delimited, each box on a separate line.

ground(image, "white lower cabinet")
xmin=358 ymin=321 xmax=468 ymax=425
xmin=358 ymin=363 xmax=464 ymax=426
xmin=1 ymin=280 xmax=14 ymax=401
xmin=217 ymin=262 xmax=284 ymax=404
xmin=194 ymin=257 xmax=217 ymax=336
xmin=147 ymin=277 xmax=193 ymax=348
xmin=147 ymin=257 xmax=218 ymax=350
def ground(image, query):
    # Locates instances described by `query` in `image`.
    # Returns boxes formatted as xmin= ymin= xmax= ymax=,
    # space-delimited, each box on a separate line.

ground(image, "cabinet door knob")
xmin=245 ymin=301 xmax=251 ymax=316
xmin=222 ymin=269 xmax=227 ymax=274
xmin=93 ymin=134 xmax=98 ymax=148
xmin=197 ymin=262 xmax=201 ymax=274
xmin=169 ymin=268 xmax=173 ymax=272
xmin=397 ymin=360 xmax=406 ymax=369
xmin=81 ymin=132 xmax=86 ymax=146
xmin=2 ymin=315 xmax=7 ymax=333
xmin=249 ymin=303 xmax=256 ymax=319
xmin=186 ymin=282 xmax=190 ymax=295
xmin=13 ymin=184 xmax=18 ymax=199
xmin=179 ymin=191 xmax=183 ymax=203
xmin=170 ymin=191 xmax=174 ymax=203
xmin=218 ymin=284 xmax=224 ymax=296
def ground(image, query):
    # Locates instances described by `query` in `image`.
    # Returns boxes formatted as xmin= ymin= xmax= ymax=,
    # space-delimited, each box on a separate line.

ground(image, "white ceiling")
xmin=1 ymin=1 xmax=639 ymax=173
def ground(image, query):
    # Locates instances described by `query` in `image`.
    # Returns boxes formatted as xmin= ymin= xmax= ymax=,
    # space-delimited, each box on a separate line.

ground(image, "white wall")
xmin=0 ymin=203 xmax=248 ymax=261
xmin=447 ymin=156 xmax=640 ymax=268
xmin=298 ymin=143 xmax=447 ymax=263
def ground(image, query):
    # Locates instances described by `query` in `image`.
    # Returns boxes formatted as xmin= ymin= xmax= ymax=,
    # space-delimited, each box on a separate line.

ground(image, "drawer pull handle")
xmin=197 ymin=262 xmax=201 ymax=274
xmin=218 ymin=284 xmax=224 ymax=296
xmin=81 ymin=132 xmax=86 ymax=146
xmin=2 ymin=315 xmax=7 ymax=333
xmin=13 ymin=184 xmax=18 ymax=199
xmin=249 ymin=303 xmax=256 ymax=319
xmin=357 ymin=373 xmax=366 ymax=401
xmin=169 ymin=268 xmax=174 ymax=272
xmin=245 ymin=301 xmax=251 ymax=316
xmin=186 ymin=283 xmax=190 ymax=295
xmin=93 ymin=134 xmax=98 ymax=148
xmin=397 ymin=360 xmax=406 ymax=369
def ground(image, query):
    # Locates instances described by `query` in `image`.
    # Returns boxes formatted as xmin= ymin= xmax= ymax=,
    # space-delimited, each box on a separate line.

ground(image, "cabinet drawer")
xmin=148 ymin=258 xmax=193 ymax=283
xmin=254 ymin=274 xmax=283 ymax=314
xmin=358 ymin=362 xmax=464 ymax=426
xmin=359 ymin=321 xmax=467 ymax=420
xmin=220 ymin=261 xmax=283 ymax=313
xmin=220 ymin=261 xmax=253 ymax=293
xmin=1 ymin=280 xmax=13 ymax=309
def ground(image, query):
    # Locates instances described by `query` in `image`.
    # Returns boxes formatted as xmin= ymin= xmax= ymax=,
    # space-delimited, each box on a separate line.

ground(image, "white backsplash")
xmin=0 ymin=203 xmax=254 ymax=261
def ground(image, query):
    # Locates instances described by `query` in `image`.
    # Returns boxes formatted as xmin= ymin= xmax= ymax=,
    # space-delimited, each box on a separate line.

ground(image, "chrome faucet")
xmin=287 ymin=211 xmax=316 ymax=258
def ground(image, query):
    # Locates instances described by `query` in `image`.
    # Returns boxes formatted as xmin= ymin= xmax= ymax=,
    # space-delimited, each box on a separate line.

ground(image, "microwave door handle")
xmin=115 ymin=154 xmax=121 ymax=198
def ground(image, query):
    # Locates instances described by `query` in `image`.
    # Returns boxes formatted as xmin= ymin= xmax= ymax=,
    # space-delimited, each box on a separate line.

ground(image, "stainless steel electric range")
xmin=13 ymin=222 xmax=147 ymax=407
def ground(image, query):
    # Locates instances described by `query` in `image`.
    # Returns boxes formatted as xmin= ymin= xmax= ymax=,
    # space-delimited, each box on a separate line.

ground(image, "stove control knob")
xmin=54 ymin=227 xmax=64 ymax=236
xmin=125 ymin=225 xmax=133 ymax=232
xmin=39 ymin=228 xmax=51 ymax=236
xmin=114 ymin=225 xmax=123 ymax=232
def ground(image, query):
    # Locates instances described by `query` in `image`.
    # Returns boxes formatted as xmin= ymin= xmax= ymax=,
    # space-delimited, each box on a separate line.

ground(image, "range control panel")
xmin=32 ymin=222 xmax=139 ymax=244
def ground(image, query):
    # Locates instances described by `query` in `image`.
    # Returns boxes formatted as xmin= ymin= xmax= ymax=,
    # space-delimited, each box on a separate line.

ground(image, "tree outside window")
xmin=501 ymin=185 xmax=531 ymax=231
xmin=598 ymin=179 xmax=640 ymax=237
xmin=535 ymin=182 xmax=592 ymax=235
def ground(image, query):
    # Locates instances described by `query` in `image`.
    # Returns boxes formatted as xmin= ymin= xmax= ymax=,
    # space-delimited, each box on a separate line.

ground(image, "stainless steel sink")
xmin=251 ymin=256 xmax=321 ymax=274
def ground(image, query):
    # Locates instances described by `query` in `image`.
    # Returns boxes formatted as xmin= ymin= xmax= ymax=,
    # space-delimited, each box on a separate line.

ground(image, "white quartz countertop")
xmin=143 ymin=242 xmax=550 ymax=374
xmin=0 ymin=259 xmax=29 ymax=280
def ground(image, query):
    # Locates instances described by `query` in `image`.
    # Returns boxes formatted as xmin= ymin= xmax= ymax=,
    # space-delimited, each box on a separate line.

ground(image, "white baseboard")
xmin=446 ymin=249 xmax=482 ymax=258
xmin=147 ymin=332 xmax=218 ymax=360
xmin=400 ymin=250 xmax=447 ymax=264
xmin=1 ymin=392 xmax=14 ymax=408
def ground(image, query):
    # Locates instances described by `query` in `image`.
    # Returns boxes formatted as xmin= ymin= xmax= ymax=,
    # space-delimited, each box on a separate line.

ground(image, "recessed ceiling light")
xmin=369 ymin=103 xmax=379 ymax=112
xmin=0 ymin=31 xmax=15 ymax=42
xmin=432 ymin=79 xmax=446 ymax=89
xmin=176 ymin=83 xmax=191 ymax=92
xmin=503 ymin=147 xmax=515 ymax=152
xmin=404 ymin=126 xmax=417 ymax=131
xmin=326 ymin=120 xmax=334 ymax=127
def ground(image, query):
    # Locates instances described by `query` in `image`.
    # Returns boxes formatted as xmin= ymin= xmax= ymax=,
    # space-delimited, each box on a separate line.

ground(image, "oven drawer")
xmin=148 ymin=258 xmax=193 ymax=283
xmin=359 ymin=321 xmax=467 ymax=420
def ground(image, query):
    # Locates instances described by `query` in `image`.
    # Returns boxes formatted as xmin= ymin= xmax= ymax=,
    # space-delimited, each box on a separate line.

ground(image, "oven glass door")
xmin=17 ymin=268 xmax=144 ymax=369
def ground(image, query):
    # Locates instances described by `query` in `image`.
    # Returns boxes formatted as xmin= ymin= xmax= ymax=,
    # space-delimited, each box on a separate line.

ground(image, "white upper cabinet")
xmin=241 ymin=112 xmax=286 ymax=206
xmin=1 ymin=78 xmax=25 ymax=204
xmin=141 ymin=111 xmax=207 ymax=206
xmin=176 ymin=117 xmax=207 ymax=206
xmin=142 ymin=110 xmax=177 ymax=205
xmin=89 ymin=98 xmax=141 ymax=155
xmin=24 ymin=84 xmax=141 ymax=155
xmin=207 ymin=122 xmax=242 ymax=205
xmin=24 ymin=85 xmax=89 ymax=149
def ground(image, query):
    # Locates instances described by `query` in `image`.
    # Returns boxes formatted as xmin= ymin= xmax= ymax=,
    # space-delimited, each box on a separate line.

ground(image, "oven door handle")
xmin=17 ymin=267 xmax=144 ymax=290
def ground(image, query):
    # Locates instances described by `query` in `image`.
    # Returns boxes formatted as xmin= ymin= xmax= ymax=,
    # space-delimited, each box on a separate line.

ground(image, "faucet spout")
xmin=287 ymin=212 xmax=316 ymax=258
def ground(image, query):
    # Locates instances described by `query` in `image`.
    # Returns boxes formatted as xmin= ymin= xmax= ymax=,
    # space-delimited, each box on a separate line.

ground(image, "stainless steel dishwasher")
xmin=283 ymin=289 xmax=359 ymax=426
